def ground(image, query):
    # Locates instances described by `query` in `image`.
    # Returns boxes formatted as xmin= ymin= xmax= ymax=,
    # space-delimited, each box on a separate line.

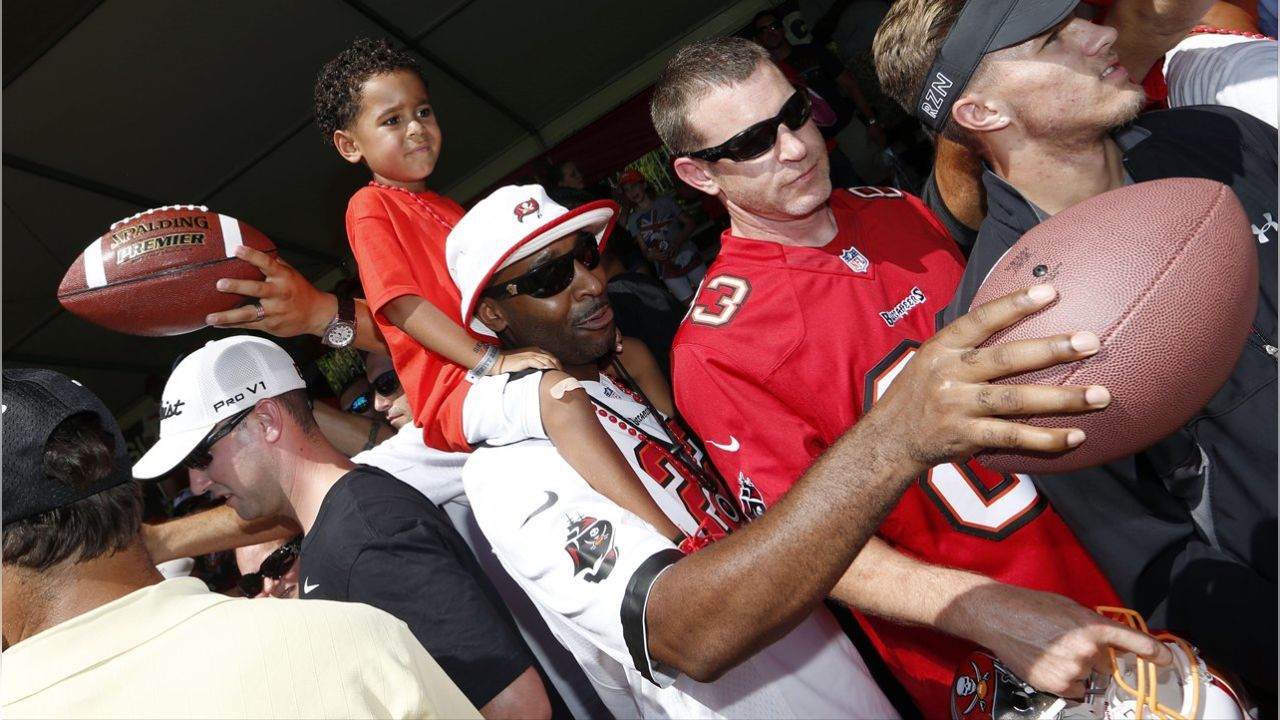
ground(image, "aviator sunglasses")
xmin=682 ymin=85 xmax=812 ymax=163
xmin=483 ymin=233 xmax=600 ymax=300
xmin=237 ymin=534 xmax=303 ymax=597
xmin=181 ymin=406 xmax=254 ymax=471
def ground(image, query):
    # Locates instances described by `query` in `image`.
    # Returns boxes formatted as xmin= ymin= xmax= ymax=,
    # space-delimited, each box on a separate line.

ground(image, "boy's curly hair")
xmin=313 ymin=37 xmax=427 ymax=144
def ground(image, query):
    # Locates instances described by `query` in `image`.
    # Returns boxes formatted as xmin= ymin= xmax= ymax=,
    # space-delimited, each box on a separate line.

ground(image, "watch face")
xmin=326 ymin=323 xmax=356 ymax=347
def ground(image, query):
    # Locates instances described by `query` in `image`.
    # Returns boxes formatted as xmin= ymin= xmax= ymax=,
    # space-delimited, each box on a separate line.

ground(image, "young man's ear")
xmin=950 ymin=94 xmax=1010 ymax=135
xmin=333 ymin=130 xmax=364 ymax=165
xmin=475 ymin=299 xmax=509 ymax=338
xmin=672 ymin=156 xmax=721 ymax=198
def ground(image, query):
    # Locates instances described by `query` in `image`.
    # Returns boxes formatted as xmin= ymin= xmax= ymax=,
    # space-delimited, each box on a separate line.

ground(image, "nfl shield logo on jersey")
xmin=839 ymin=245 xmax=870 ymax=274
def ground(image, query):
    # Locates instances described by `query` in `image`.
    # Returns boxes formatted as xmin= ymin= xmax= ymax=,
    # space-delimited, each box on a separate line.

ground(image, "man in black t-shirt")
xmin=133 ymin=336 xmax=553 ymax=719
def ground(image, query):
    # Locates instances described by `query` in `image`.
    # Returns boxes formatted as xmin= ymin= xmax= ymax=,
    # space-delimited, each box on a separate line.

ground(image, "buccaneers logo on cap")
xmin=514 ymin=199 xmax=541 ymax=223
xmin=564 ymin=514 xmax=617 ymax=583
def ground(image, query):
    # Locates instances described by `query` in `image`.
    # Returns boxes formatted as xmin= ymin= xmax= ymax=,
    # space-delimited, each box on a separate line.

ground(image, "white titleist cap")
xmin=133 ymin=336 xmax=306 ymax=479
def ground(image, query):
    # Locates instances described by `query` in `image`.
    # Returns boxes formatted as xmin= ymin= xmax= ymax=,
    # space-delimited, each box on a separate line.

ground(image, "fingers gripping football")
xmin=871 ymin=285 xmax=1109 ymax=467
xmin=207 ymin=246 xmax=331 ymax=337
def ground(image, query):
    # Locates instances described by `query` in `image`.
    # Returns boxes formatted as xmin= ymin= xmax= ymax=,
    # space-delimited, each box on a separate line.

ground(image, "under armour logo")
xmin=1252 ymin=213 xmax=1277 ymax=244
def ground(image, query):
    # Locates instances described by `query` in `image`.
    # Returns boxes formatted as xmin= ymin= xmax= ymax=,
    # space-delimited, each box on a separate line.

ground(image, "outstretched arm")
xmin=313 ymin=401 xmax=394 ymax=457
xmin=143 ymin=504 xmax=299 ymax=563
xmin=645 ymin=285 xmax=1110 ymax=681
xmin=830 ymin=536 xmax=1169 ymax=698
xmin=207 ymin=246 xmax=389 ymax=354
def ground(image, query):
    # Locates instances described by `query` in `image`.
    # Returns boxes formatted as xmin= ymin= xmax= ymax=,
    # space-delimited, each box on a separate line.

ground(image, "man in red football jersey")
xmin=651 ymin=36 xmax=1162 ymax=716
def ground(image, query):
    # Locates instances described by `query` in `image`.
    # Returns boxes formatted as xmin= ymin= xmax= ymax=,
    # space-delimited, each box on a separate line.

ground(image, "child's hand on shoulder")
xmin=494 ymin=347 xmax=561 ymax=374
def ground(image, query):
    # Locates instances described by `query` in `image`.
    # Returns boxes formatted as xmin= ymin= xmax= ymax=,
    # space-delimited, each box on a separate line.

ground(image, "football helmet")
xmin=949 ymin=606 xmax=1251 ymax=720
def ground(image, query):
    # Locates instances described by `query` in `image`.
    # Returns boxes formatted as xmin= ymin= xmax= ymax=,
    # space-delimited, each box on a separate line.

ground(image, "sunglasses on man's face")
xmin=369 ymin=369 xmax=400 ymax=398
xmin=483 ymin=233 xmax=601 ymax=300
xmin=237 ymin=535 xmax=302 ymax=597
xmin=181 ymin=407 xmax=254 ymax=471
xmin=755 ymin=20 xmax=782 ymax=34
xmin=682 ymin=85 xmax=812 ymax=163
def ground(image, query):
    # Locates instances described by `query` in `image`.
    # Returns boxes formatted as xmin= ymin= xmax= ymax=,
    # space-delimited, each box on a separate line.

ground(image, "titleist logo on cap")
xmin=919 ymin=71 xmax=954 ymax=120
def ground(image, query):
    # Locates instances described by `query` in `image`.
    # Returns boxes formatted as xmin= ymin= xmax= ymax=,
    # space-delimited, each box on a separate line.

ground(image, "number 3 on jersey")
xmin=689 ymin=275 xmax=751 ymax=327
xmin=865 ymin=341 xmax=1047 ymax=540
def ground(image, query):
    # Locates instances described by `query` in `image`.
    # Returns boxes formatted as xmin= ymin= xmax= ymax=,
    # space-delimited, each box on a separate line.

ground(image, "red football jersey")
xmin=672 ymin=187 xmax=1120 ymax=715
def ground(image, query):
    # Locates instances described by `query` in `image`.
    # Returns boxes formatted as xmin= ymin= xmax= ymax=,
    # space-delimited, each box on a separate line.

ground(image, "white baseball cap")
xmin=446 ymin=184 xmax=618 ymax=338
xmin=133 ymin=336 xmax=307 ymax=479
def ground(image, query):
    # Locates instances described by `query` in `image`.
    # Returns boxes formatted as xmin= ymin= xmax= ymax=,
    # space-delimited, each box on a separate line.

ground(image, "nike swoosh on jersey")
xmin=521 ymin=491 xmax=559 ymax=527
xmin=303 ymin=578 xmax=319 ymax=594
xmin=707 ymin=436 xmax=740 ymax=452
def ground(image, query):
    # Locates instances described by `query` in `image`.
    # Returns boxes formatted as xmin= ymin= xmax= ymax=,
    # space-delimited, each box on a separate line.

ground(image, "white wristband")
xmin=466 ymin=344 xmax=501 ymax=383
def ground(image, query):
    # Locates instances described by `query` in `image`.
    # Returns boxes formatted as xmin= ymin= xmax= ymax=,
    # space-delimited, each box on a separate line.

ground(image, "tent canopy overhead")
xmin=3 ymin=0 xmax=770 ymax=419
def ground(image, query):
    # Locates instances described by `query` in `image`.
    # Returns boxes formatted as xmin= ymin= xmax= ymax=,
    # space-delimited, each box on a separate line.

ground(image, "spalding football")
xmin=971 ymin=178 xmax=1256 ymax=475
xmin=58 ymin=205 xmax=277 ymax=336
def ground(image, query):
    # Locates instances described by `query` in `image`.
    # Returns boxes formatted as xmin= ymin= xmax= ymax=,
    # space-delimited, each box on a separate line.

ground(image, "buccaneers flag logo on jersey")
xmin=564 ymin=515 xmax=617 ymax=583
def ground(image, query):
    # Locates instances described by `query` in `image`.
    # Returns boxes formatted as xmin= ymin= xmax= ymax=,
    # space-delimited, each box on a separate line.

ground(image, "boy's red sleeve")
xmin=346 ymin=191 xmax=426 ymax=317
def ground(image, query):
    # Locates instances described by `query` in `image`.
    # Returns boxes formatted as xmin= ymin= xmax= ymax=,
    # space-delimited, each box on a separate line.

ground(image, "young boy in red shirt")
xmin=313 ymin=38 xmax=684 ymax=542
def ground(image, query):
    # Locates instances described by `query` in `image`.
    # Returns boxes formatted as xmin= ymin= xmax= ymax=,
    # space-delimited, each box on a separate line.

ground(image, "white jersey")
xmin=353 ymin=421 xmax=469 ymax=505
xmin=463 ymin=374 xmax=898 ymax=719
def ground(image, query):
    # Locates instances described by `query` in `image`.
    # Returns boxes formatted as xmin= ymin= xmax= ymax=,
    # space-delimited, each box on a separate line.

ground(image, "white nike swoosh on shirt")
xmin=707 ymin=436 xmax=740 ymax=452
xmin=303 ymin=578 xmax=319 ymax=594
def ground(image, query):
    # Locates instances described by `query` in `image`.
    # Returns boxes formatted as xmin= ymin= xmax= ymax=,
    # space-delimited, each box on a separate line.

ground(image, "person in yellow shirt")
xmin=1 ymin=368 xmax=478 ymax=720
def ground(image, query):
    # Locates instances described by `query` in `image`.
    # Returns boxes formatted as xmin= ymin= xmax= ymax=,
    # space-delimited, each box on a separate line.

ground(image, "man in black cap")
xmin=1 ymin=368 xmax=478 ymax=718
xmin=874 ymin=0 xmax=1277 ymax=704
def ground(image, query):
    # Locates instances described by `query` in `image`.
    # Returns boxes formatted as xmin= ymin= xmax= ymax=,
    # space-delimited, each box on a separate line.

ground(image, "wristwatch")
xmin=321 ymin=296 xmax=357 ymax=349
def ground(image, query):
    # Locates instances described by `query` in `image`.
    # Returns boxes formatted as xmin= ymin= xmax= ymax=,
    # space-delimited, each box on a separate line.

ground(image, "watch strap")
xmin=335 ymin=296 xmax=355 ymax=323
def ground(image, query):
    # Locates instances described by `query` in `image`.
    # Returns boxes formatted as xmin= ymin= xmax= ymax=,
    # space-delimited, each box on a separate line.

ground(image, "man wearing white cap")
xmin=2 ymin=368 xmax=477 ymax=719
xmin=444 ymin=183 xmax=1109 ymax=718
xmin=133 ymin=336 xmax=552 ymax=719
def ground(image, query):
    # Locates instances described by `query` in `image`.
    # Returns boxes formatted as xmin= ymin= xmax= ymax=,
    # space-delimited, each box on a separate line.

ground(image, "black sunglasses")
xmin=370 ymin=369 xmax=400 ymax=397
xmin=755 ymin=20 xmax=781 ymax=33
xmin=483 ymin=233 xmax=601 ymax=300
xmin=237 ymin=534 xmax=303 ymax=597
xmin=682 ymin=86 xmax=812 ymax=163
xmin=182 ymin=407 xmax=254 ymax=471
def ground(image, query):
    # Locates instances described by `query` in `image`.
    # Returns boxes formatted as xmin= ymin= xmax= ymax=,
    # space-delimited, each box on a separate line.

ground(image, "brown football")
xmin=971 ymin=178 xmax=1257 ymax=474
xmin=57 ymin=205 xmax=277 ymax=336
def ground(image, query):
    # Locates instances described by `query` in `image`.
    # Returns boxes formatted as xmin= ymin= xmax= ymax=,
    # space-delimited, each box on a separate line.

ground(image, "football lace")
xmin=110 ymin=204 xmax=210 ymax=230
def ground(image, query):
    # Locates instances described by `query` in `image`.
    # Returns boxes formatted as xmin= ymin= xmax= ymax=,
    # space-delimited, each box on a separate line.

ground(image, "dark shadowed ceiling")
xmin=3 ymin=0 xmax=771 ymax=423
